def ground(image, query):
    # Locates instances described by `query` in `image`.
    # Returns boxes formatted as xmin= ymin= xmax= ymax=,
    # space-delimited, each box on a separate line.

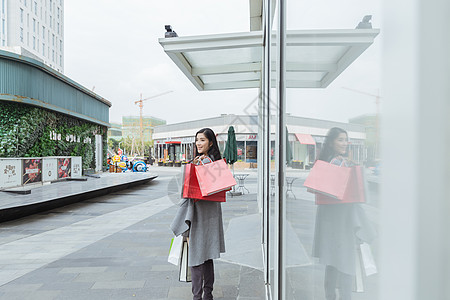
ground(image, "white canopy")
xmin=159 ymin=29 xmax=379 ymax=91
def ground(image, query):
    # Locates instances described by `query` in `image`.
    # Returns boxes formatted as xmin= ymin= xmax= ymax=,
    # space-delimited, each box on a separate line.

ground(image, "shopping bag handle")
xmin=330 ymin=156 xmax=346 ymax=167
xmin=196 ymin=156 xmax=212 ymax=165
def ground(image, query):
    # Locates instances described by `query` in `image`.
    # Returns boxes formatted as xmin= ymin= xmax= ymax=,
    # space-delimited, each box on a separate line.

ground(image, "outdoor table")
xmin=234 ymin=174 xmax=250 ymax=194
xmin=286 ymin=176 xmax=298 ymax=199
xmin=270 ymin=175 xmax=297 ymax=199
xmin=270 ymin=174 xmax=275 ymax=196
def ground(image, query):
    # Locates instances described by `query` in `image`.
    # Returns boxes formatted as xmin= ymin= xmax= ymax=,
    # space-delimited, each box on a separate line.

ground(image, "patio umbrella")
xmin=286 ymin=127 xmax=293 ymax=166
xmin=223 ymin=126 xmax=240 ymax=195
xmin=223 ymin=126 xmax=238 ymax=166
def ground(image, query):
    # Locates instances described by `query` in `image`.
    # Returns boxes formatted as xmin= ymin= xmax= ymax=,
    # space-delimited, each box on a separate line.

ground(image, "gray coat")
xmin=170 ymin=157 xmax=226 ymax=267
xmin=312 ymin=156 xmax=376 ymax=275
xmin=312 ymin=203 xmax=375 ymax=275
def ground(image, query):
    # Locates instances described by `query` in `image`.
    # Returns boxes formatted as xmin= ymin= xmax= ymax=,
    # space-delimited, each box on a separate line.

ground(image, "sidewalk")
xmin=0 ymin=169 xmax=266 ymax=300
xmin=0 ymin=172 xmax=157 ymax=222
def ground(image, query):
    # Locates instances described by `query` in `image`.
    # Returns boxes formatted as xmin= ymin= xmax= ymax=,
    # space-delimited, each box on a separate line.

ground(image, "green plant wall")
xmin=0 ymin=102 xmax=107 ymax=170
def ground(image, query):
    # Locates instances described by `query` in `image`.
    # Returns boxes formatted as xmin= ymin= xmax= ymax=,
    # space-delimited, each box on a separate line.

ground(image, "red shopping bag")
xmin=182 ymin=163 xmax=226 ymax=202
xmin=304 ymin=160 xmax=366 ymax=204
xmin=195 ymin=159 xmax=237 ymax=197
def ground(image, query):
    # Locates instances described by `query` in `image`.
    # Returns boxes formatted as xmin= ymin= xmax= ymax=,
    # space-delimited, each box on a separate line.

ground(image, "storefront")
xmin=153 ymin=114 xmax=366 ymax=169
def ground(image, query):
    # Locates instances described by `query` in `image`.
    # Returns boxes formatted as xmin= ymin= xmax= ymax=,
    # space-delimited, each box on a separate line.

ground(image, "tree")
xmin=108 ymin=138 xmax=120 ymax=153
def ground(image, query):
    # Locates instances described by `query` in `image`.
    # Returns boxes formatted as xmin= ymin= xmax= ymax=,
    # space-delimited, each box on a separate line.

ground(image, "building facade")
xmin=0 ymin=49 xmax=110 ymax=171
xmin=153 ymin=114 xmax=367 ymax=168
xmin=122 ymin=116 xmax=166 ymax=144
xmin=0 ymin=0 xmax=64 ymax=72
xmin=107 ymin=122 xmax=123 ymax=140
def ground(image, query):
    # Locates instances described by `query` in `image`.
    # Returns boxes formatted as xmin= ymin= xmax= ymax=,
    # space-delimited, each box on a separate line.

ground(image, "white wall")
xmin=380 ymin=0 xmax=450 ymax=298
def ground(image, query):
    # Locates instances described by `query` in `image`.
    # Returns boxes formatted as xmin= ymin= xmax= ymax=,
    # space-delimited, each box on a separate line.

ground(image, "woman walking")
xmin=312 ymin=127 xmax=375 ymax=300
xmin=171 ymin=128 xmax=225 ymax=300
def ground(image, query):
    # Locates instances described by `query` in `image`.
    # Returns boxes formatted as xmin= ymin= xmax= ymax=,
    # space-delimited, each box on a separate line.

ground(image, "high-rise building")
xmin=0 ymin=0 xmax=64 ymax=73
xmin=122 ymin=116 xmax=166 ymax=145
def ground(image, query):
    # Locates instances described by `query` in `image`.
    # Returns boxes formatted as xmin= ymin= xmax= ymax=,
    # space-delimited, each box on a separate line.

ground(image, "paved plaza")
xmin=0 ymin=167 xmax=265 ymax=300
xmin=0 ymin=166 xmax=380 ymax=300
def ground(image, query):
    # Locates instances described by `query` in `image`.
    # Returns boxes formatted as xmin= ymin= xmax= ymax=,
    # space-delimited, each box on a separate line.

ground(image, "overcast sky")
xmin=64 ymin=0 xmax=381 ymax=125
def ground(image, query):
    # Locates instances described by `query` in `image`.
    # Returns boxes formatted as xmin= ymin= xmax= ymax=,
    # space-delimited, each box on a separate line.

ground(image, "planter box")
xmin=292 ymin=161 xmax=304 ymax=169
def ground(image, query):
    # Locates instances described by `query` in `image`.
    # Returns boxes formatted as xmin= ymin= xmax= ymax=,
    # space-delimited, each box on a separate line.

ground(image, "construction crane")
xmin=134 ymin=90 xmax=173 ymax=157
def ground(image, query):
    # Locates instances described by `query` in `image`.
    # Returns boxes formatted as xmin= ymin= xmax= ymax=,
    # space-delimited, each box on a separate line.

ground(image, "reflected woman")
xmin=312 ymin=127 xmax=375 ymax=300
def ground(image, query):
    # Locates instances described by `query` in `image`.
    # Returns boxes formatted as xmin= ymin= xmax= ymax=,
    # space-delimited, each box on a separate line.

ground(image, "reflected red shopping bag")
xmin=303 ymin=160 xmax=366 ymax=204
xmin=195 ymin=159 xmax=236 ymax=197
xmin=182 ymin=163 xmax=226 ymax=202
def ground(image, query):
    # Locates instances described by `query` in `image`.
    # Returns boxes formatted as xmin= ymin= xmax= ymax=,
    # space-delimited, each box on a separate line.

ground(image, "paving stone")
xmin=59 ymin=266 xmax=107 ymax=274
xmin=0 ymin=283 xmax=43 ymax=292
xmin=39 ymin=281 xmax=94 ymax=291
xmin=91 ymin=280 xmax=146 ymax=289
xmin=167 ymin=286 xmax=192 ymax=299
xmin=74 ymin=271 xmax=127 ymax=283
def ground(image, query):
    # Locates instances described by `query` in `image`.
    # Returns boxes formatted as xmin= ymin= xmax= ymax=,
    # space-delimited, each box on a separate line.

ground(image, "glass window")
xmin=33 ymin=36 xmax=35 ymax=49
xmin=34 ymin=1 xmax=37 ymax=14
xmin=20 ymin=9 xmax=24 ymax=23
xmin=236 ymin=141 xmax=245 ymax=161
xmin=33 ymin=18 xmax=35 ymax=32
xmin=266 ymin=1 xmax=383 ymax=299
xmin=246 ymin=141 xmax=257 ymax=163
xmin=20 ymin=27 xmax=23 ymax=42
xmin=42 ymin=42 xmax=44 ymax=55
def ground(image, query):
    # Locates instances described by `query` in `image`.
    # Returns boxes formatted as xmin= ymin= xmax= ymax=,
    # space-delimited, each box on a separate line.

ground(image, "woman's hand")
xmin=193 ymin=155 xmax=207 ymax=164
xmin=192 ymin=156 xmax=200 ymax=164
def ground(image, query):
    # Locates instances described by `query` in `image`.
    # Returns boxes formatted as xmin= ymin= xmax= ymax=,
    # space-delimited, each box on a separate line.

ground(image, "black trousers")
xmin=324 ymin=265 xmax=352 ymax=300
xmin=191 ymin=259 xmax=214 ymax=300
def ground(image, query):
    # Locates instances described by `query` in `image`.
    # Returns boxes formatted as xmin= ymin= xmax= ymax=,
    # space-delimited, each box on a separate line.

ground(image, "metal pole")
xmin=263 ymin=0 xmax=272 ymax=287
xmin=275 ymin=0 xmax=287 ymax=298
xmin=139 ymin=93 xmax=144 ymax=156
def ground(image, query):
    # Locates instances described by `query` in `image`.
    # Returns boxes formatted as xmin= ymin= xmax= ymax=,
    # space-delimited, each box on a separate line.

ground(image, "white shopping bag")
xmin=179 ymin=240 xmax=191 ymax=282
xmin=168 ymin=235 xmax=183 ymax=266
xmin=360 ymin=242 xmax=378 ymax=276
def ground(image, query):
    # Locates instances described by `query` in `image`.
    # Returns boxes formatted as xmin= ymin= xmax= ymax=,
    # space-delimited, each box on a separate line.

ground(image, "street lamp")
xmin=342 ymin=87 xmax=381 ymax=160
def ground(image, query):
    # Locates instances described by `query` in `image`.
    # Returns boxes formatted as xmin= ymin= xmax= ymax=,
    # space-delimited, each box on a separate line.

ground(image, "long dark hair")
xmin=194 ymin=128 xmax=222 ymax=162
xmin=318 ymin=127 xmax=348 ymax=162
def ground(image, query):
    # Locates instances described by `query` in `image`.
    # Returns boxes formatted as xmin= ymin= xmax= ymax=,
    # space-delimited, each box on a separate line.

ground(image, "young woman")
xmin=312 ymin=127 xmax=375 ymax=300
xmin=171 ymin=128 xmax=225 ymax=300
